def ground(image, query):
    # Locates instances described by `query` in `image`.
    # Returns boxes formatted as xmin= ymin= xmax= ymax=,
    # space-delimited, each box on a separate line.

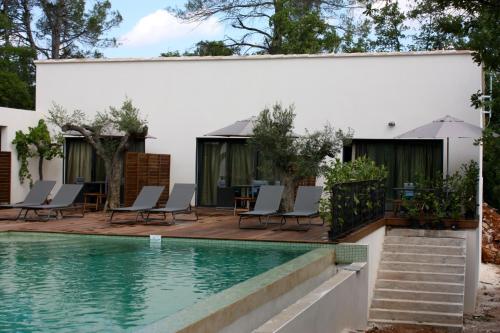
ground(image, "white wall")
xmin=0 ymin=107 xmax=61 ymax=203
xmin=254 ymin=263 xmax=369 ymax=333
xmin=355 ymin=225 xmax=386 ymax=306
xmin=34 ymin=51 xmax=482 ymax=195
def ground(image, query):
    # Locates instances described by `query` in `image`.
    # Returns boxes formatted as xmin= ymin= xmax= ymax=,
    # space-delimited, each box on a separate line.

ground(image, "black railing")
xmin=329 ymin=179 xmax=386 ymax=241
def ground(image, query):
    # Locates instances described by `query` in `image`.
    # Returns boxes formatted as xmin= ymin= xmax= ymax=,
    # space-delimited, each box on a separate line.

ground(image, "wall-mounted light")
xmin=388 ymin=121 xmax=396 ymax=127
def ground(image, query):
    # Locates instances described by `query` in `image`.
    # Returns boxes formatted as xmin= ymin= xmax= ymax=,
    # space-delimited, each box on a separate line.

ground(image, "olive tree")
xmin=12 ymin=119 xmax=63 ymax=184
xmin=48 ymin=99 xmax=147 ymax=209
xmin=250 ymin=102 xmax=351 ymax=210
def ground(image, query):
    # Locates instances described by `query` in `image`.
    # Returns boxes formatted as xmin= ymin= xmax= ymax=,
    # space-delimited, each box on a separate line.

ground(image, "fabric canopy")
xmin=395 ymin=115 xmax=482 ymax=139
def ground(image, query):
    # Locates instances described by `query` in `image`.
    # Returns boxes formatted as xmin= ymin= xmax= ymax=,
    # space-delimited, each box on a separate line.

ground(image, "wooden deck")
xmin=0 ymin=208 xmax=331 ymax=243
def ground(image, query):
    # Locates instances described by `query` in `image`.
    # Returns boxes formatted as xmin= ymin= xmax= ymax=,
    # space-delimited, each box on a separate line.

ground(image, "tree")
xmin=366 ymin=1 xmax=407 ymax=52
xmin=11 ymin=119 xmax=63 ymax=184
xmin=408 ymin=1 xmax=466 ymax=51
xmin=48 ymin=99 xmax=148 ymax=209
xmin=338 ymin=14 xmax=372 ymax=53
xmin=4 ymin=0 xmax=122 ymax=59
xmin=250 ymin=102 xmax=350 ymax=210
xmin=173 ymin=0 xmax=356 ymax=54
xmin=0 ymin=9 xmax=36 ymax=108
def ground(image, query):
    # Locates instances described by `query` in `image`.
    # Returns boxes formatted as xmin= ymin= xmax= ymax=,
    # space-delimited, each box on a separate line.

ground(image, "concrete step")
xmin=382 ymin=252 xmax=465 ymax=265
xmin=371 ymin=298 xmax=463 ymax=313
xmin=369 ymin=319 xmax=463 ymax=332
xmin=384 ymin=235 xmax=465 ymax=247
xmin=378 ymin=270 xmax=465 ymax=283
xmin=374 ymin=288 xmax=464 ymax=303
xmin=379 ymin=261 xmax=465 ymax=274
xmin=383 ymin=243 xmax=465 ymax=256
xmin=369 ymin=308 xmax=463 ymax=325
xmin=387 ymin=228 xmax=466 ymax=239
xmin=376 ymin=279 xmax=464 ymax=294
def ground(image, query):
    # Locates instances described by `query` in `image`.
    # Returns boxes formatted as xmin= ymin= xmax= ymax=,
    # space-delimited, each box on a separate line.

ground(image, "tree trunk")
xmin=38 ymin=157 xmax=44 ymax=180
xmin=281 ymin=173 xmax=296 ymax=212
xmin=105 ymin=158 xmax=122 ymax=209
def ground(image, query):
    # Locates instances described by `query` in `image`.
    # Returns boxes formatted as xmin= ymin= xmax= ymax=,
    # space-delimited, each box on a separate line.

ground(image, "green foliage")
xmin=320 ymin=157 xmax=387 ymax=224
xmin=480 ymin=128 xmax=500 ymax=208
xmin=109 ymin=99 xmax=148 ymax=135
xmin=322 ymin=157 xmax=388 ymax=188
xmin=250 ymin=102 xmax=349 ymax=181
xmin=400 ymin=160 xmax=479 ymax=223
xmin=271 ymin=4 xmax=340 ymax=54
xmin=161 ymin=40 xmax=237 ymax=57
xmin=366 ymin=2 xmax=407 ymax=52
xmin=408 ymin=1 xmax=467 ymax=51
xmin=339 ymin=16 xmax=372 ymax=53
xmin=0 ymin=71 xmax=33 ymax=109
xmin=11 ymin=119 xmax=63 ymax=184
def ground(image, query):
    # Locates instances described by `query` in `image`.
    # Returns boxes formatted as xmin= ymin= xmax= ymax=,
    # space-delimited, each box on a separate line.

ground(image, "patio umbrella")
xmin=204 ymin=117 xmax=257 ymax=137
xmin=395 ymin=115 xmax=482 ymax=176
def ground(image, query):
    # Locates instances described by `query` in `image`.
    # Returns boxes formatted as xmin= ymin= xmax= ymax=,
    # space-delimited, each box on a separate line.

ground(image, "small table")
xmin=232 ymin=185 xmax=256 ymax=216
xmin=83 ymin=192 xmax=106 ymax=212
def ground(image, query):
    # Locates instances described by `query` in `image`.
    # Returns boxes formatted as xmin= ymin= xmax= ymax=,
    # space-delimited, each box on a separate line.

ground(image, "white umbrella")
xmin=395 ymin=115 xmax=482 ymax=176
xmin=204 ymin=117 xmax=257 ymax=137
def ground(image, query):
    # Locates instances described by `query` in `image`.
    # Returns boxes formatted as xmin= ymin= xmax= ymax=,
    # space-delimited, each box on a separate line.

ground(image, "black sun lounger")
xmin=279 ymin=186 xmax=324 ymax=231
xmin=108 ymin=186 xmax=164 ymax=223
xmin=0 ymin=180 xmax=56 ymax=220
xmin=238 ymin=185 xmax=284 ymax=229
xmin=21 ymin=184 xmax=84 ymax=221
xmin=145 ymin=183 xmax=197 ymax=224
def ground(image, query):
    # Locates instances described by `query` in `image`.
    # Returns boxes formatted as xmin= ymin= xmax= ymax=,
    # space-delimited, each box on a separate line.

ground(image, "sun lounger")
xmin=279 ymin=186 xmax=324 ymax=231
xmin=0 ymin=180 xmax=56 ymax=220
xmin=108 ymin=186 xmax=164 ymax=223
xmin=238 ymin=185 xmax=284 ymax=229
xmin=21 ymin=184 xmax=84 ymax=221
xmin=145 ymin=183 xmax=197 ymax=224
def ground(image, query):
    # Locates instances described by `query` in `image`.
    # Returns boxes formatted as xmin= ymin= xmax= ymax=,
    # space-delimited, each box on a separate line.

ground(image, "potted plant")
xmin=460 ymin=161 xmax=479 ymax=219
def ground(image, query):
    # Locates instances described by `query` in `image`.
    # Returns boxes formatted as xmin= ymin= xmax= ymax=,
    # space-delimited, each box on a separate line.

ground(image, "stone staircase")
xmin=369 ymin=228 xmax=466 ymax=331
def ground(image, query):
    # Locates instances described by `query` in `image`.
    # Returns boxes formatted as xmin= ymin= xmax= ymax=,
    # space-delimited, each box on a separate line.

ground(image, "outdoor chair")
xmin=238 ymin=185 xmax=284 ymax=229
xmin=279 ymin=186 xmax=324 ymax=231
xmin=0 ymin=180 xmax=56 ymax=220
xmin=145 ymin=183 xmax=197 ymax=224
xmin=21 ymin=184 xmax=84 ymax=221
xmin=108 ymin=186 xmax=164 ymax=223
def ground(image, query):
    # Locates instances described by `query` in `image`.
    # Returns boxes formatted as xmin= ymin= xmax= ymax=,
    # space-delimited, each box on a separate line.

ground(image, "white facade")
xmin=0 ymin=51 xmax=483 ymax=201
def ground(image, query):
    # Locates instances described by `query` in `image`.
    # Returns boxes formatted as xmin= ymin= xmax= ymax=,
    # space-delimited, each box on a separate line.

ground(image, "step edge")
xmin=380 ymin=261 xmax=465 ymax=267
xmin=372 ymin=297 xmax=464 ymax=306
xmin=379 ymin=269 xmax=465 ymax=276
xmin=374 ymin=288 xmax=464 ymax=296
xmin=369 ymin=308 xmax=463 ymax=317
xmin=384 ymin=243 xmax=465 ymax=249
xmin=377 ymin=279 xmax=464 ymax=286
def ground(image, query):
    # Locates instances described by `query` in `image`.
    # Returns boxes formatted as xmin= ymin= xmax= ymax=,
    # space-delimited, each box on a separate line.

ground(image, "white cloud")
xmin=119 ymin=10 xmax=223 ymax=47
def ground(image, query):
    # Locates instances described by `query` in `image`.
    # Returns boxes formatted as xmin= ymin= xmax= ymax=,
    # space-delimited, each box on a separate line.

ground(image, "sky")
xmin=102 ymin=0 xmax=416 ymax=58
xmin=104 ymin=0 xmax=228 ymax=58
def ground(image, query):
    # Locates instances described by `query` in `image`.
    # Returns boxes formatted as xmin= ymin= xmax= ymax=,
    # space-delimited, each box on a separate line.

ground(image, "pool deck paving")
xmin=0 ymin=207 xmax=331 ymax=243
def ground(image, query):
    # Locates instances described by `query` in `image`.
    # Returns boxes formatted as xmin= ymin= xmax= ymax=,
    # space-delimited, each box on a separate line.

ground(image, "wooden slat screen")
xmin=124 ymin=152 xmax=170 ymax=207
xmin=0 ymin=152 xmax=11 ymax=204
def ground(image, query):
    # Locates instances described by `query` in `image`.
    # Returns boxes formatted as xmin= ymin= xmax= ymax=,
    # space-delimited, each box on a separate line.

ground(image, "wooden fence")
xmin=124 ymin=152 xmax=170 ymax=207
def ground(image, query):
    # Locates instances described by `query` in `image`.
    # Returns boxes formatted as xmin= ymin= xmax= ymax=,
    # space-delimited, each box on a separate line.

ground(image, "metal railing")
xmin=329 ymin=179 xmax=385 ymax=241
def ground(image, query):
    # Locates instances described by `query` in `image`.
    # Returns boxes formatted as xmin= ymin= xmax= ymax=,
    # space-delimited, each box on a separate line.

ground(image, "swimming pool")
xmin=0 ymin=232 xmax=313 ymax=332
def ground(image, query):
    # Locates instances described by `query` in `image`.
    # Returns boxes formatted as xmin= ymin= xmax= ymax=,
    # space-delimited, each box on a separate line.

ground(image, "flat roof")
xmin=34 ymin=50 xmax=474 ymax=65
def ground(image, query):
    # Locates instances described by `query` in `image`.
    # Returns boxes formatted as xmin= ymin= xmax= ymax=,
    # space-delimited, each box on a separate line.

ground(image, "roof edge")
xmin=34 ymin=50 xmax=475 ymax=65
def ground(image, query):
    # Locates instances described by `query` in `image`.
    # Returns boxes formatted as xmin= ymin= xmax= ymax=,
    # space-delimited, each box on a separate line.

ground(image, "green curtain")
xmin=355 ymin=140 xmax=443 ymax=204
xmin=66 ymin=141 xmax=92 ymax=183
xmin=230 ymin=143 xmax=253 ymax=186
xmin=200 ymin=142 xmax=223 ymax=206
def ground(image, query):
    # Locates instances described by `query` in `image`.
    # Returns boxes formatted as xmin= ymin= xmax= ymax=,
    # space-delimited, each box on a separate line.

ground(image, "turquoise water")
xmin=0 ymin=233 xmax=310 ymax=332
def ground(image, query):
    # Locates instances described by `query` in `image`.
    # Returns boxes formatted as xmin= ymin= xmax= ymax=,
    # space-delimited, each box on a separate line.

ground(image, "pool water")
xmin=0 ymin=233 xmax=310 ymax=332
